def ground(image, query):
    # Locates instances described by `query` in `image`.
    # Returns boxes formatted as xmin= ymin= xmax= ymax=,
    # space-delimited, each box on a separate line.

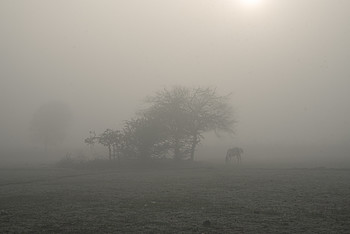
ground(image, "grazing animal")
xmin=226 ymin=147 xmax=243 ymax=164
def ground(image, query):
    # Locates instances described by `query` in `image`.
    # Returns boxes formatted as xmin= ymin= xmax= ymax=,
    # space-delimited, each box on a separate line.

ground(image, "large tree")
xmin=145 ymin=86 xmax=235 ymax=161
xmin=186 ymin=87 xmax=236 ymax=160
xmin=145 ymin=87 xmax=191 ymax=160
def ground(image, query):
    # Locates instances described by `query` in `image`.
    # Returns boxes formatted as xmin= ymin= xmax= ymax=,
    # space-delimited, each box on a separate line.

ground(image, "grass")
xmin=0 ymin=163 xmax=350 ymax=233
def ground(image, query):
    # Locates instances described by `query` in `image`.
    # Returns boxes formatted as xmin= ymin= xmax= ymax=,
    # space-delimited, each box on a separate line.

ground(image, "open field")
xmin=1 ymin=164 xmax=349 ymax=233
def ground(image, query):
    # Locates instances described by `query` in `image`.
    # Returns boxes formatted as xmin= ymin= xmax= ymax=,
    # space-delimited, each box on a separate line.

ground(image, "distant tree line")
xmin=85 ymin=86 xmax=236 ymax=161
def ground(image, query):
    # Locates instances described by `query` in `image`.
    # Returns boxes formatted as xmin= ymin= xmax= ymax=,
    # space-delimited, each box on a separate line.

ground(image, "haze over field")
xmin=1 ymin=0 xmax=349 ymax=166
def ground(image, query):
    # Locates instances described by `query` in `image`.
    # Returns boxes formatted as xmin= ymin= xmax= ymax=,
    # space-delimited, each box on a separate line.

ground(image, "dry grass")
xmin=0 ymin=164 xmax=349 ymax=233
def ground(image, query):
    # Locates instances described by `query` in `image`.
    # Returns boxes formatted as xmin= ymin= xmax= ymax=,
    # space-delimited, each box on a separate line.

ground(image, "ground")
xmin=0 ymin=163 xmax=349 ymax=233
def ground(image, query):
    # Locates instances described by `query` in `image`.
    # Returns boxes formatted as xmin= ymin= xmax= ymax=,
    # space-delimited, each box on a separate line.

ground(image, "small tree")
xmin=111 ymin=130 xmax=124 ymax=162
xmin=97 ymin=129 xmax=124 ymax=161
xmin=84 ymin=131 xmax=97 ymax=152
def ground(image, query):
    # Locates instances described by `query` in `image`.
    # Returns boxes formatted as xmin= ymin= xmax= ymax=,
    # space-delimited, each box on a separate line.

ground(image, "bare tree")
xmin=97 ymin=129 xmax=122 ymax=160
xmin=84 ymin=86 xmax=235 ymax=162
xmin=145 ymin=86 xmax=235 ymax=161
xmin=186 ymin=87 xmax=235 ymax=161
xmin=145 ymin=86 xmax=191 ymax=160
xmin=84 ymin=131 xmax=98 ymax=155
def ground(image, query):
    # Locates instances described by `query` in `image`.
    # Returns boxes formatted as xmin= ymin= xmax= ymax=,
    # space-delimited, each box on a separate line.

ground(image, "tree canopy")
xmin=145 ymin=86 xmax=235 ymax=160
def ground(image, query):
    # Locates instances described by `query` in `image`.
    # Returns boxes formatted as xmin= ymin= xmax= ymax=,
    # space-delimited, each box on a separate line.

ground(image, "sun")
xmin=240 ymin=0 xmax=262 ymax=7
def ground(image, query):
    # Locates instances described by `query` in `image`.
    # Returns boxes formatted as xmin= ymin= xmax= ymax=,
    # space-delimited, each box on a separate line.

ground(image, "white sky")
xmin=1 ymin=0 xmax=349 ymax=155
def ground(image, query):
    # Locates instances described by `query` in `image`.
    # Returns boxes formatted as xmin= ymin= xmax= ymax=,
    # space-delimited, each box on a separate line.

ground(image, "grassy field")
xmin=0 ymin=163 xmax=349 ymax=233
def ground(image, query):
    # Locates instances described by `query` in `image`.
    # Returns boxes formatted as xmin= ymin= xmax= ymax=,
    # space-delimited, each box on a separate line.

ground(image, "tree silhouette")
xmin=84 ymin=86 xmax=235 ymax=162
xmin=145 ymin=86 xmax=235 ymax=161
xmin=84 ymin=131 xmax=98 ymax=155
xmin=186 ymin=87 xmax=235 ymax=160
xmin=122 ymin=117 xmax=169 ymax=160
xmin=145 ymin=86 xmax=191 ymax=160
xmin=85 ymin=129 xmax=125 ymax=161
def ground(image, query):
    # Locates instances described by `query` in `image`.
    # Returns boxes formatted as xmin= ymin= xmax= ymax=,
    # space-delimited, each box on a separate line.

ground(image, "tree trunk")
xmin=108 ymin=145 xmax=112 ymax=160
xmin=190 ymin=134 xmax=198 ymax=161
xmin=112 ymin=144 xmax=116 ymax=160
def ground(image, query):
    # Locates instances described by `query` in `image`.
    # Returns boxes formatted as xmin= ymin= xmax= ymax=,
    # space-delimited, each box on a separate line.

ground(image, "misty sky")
xmin=1 ymin=0 xmax=349 ymax=157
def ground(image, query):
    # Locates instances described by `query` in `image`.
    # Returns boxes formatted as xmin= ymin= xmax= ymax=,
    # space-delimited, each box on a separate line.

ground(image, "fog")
xmin=1 ymin=0 xmax=349 ymax=167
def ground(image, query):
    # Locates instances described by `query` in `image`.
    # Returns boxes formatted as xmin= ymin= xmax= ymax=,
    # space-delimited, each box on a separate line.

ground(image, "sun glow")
xmin=240 ymin=0 xmax=262 ymax=7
